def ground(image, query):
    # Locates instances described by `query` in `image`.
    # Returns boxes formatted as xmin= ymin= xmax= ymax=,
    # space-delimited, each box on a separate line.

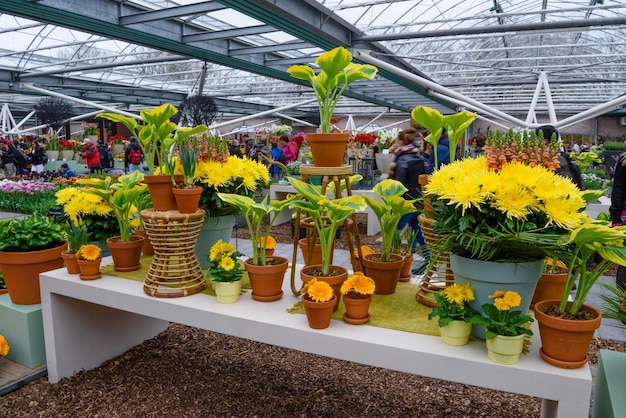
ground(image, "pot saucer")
xmin=343 ymin=313 xmax=370 ymax=325
xmin=79 ymin=273 xmax=102 ymax=281
xmin=113 ymin=264 xmax=140 ymax=272
xmin=398 ymin=275 xmax=411 ymax=282
xmin=251 ymin=290 xmax=283 ymax=302
xmin=539 ymin=347 xmax=589 ymax=369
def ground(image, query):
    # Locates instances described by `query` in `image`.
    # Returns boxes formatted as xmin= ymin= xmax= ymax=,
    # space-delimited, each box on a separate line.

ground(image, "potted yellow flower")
xmin=428 ymin=283 xmax=481 ymax=346
xmin=300 ymin=278 xmax=336 ymax=329
xmin=207 ymin=240 xmax=244 ymax=304
xmin=340 ymin=272 xmax=376 ymax=324
xmin=75 ymin=243 xmax=102 ymax=280
xmin=424 ymin=155 xmax=588 ymax=339
xmin=475 ymin=291 xmax=534 ymax=365
xmin=287 ymin=46 xmax=377 ymax=166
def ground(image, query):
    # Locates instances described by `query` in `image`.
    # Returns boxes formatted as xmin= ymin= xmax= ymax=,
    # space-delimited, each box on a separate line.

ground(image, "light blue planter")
xmin=449 ymin=253 xmax=544 ymax=340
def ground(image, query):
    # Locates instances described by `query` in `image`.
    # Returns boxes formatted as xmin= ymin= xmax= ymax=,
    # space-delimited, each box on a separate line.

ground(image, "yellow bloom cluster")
xmin=441 ymin=283 xmax=474 ymax=306
xmin=77 ymin=243 xmax=101 ymax=261
xmin=301 ymin=278 xmax=334 ymax=303
xmin=0 ymin=334 xmax=9 ymax=357
xmin=489 ymin=290 xmax=522 ymax=312
xmin=209 ymin=239 xmax=235 ymax=262
xmin=195 ymin=157 xmax=269 ymax=194
xmin=340 ymin=272 xmax=376 ymax=296
xmin=426 ymin=156 xmax=585 ymax=230
xmin=56 ymin=187 xmax=112 ymax=224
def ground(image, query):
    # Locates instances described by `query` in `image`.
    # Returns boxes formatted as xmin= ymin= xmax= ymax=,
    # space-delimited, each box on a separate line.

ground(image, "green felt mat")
xmin=287 ymin=282 xmax=440 ymax=336
xmin=101 ymin=257 xmax=439 ymax=336
xmin=100 ymin=256 xmax=251 ymax=297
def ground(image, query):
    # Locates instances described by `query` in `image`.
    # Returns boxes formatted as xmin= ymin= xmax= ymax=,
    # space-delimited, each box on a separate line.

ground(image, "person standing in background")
xmin=30 ymin=140 xmax=46 ymax=173
xmin=126 ymin=137 xmax=144 ymax=174
xmin=81 ymin=138 xmax=102 ymax=174
xmin=228 ymin=139 xmax=243 ymax=158
xmin=610 ymin=152 xmax=626 ymax=288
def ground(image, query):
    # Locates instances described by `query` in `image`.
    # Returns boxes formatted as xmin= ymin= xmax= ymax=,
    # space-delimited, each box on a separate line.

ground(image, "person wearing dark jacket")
xmin=30 ymin=141 xmax=46 ymax=173
xmin=426 ymin=130 xmax=453 ymax=174
xmin=389 ymin=127 xmax=429 ymax=252
xmin=536 ymin=125 xmax=584 ymax=190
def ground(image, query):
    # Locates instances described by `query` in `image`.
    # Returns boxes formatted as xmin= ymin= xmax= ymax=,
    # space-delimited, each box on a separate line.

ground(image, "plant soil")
xmin=301 ymin=266 xmax=345 ymax=277
xmin=541 ymin=303 xmax=598 ymax=320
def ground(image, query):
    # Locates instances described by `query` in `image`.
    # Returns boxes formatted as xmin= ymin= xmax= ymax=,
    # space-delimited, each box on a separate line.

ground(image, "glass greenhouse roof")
xmin=0 ymin=0 xmax=624 ymax=128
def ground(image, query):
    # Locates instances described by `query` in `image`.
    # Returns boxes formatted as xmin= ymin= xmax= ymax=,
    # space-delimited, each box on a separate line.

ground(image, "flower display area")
xmin=39 ymin=261 xmax=591 ymax=418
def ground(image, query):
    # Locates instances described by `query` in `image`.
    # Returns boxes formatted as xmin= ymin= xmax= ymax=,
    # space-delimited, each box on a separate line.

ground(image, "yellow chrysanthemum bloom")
xmin=492 ymin=181 xmax=537 ymax=220
xmin=0 ymin=334 xmax=9 ymax=357
xmin=219 ymin=257 xmax=235 ymax=271
xmin=78 ymin=244 xmax=101 ymax=261
xmin=306 ymin=279 xmax=334 ymax=303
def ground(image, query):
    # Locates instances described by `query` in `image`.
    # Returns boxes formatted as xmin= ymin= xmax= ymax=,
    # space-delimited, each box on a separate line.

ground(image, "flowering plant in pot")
xmin=428 ymin=283 xmax=481 ymax=346
xmin=340 ymin=272 xmax=376 ymax=324
xmin=287 ymin=46 xmax=377 ymax=134
xmin=76 ymin=243 xmax=101 ymax=261
xmin=61 ymin=220 xmax=90 ymax=274
xmin=300 ymin=278 xmax=336 ymax=329
xmin=476 ymin=290 xmax=533 ymax=365
xmin=75 ymin=243 xmax=102 ymax=280
xmin=207 ymin=240 xmax=245 ymax=304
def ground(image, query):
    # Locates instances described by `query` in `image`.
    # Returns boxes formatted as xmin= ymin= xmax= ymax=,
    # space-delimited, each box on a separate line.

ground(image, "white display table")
xmin=40 ymin=261 xmax=591 ymax=418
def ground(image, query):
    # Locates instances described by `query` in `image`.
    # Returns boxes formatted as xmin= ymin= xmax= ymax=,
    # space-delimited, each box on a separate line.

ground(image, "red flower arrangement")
xmin=291 ymin=132 xmax=307 ymax=145
xmin=354 ymin=133 xmax=377 ymax=145
xmin=330 ymin=117 xmax=342 ymax=125
xmin=58 ymin=139 xmax=78 ymax=150
xmin=109 ymin=134 xmax=126 ymax=144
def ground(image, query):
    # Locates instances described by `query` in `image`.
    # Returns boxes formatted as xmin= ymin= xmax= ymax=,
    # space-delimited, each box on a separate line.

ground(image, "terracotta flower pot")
xmin=61 ymin=250 xmax=81 ymax=274
xmin=531 ymin=272 xmax=567 ymax=308
xmin=106 ymin=235 xmax=145 ymax=272
xmin=362 ymin=252 xmax=404 ymax=295
xmin=307 ymin=133 xmax=349 ymax=167
xmin=143 ymin=175 xmax=177 ymax=211
xmin=77 ymin=258 xmax=102 ymax=280
xmin=298 ymin=238 xmax=329 ymax=266
xmin=244 ymin=256 xmax=288 ymax=302
xmin=534 ymin=299 xmax=601 ymax=369
xmin=172 ymin=186 xmax=203 ymax=213
xmin=133 ymin=229 xmax=154 ymax=256
xmin=343 ymin=294 xmax=372 ymax=324
xmin=0 ymin=243 xmax=67 ymax=305
xmin=399 ymin=253 xmax=413 ymax=282
xmin=300 ymin=264 xmax=348 ymax=312
xmin=302 ymin=294 xmax=337 ymax=329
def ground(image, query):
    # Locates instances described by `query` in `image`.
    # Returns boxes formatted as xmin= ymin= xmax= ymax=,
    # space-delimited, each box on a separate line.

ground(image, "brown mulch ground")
xmin=2 ymin=213 xmax=624 ymax=417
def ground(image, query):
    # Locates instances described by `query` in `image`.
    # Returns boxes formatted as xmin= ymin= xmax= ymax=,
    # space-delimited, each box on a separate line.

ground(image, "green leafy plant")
xmin=286 ymin=176 xmax=366 ymax=275
xmin=0 ymin=213 xmax=65 ymax=252
xmin=77 ymin=171 xmax=148 ymax=242
xmin=97 ymin=103 xmax=206 ymax=175
xmin=287 ymin=46 xmax=378 ymax=133
xmin=598 ymin=282 xmax=626 ymax=323
xmin=428 ymin=283 xmax=481 ymax=327
xmin=411 ymin=106 xmax=475 ymax=169
xmin=557 ymin=219 xmax=626 ymax=315
xmin=64 ymin=220 xmax=90 ymax=253
xmin=216 ymin=194 xmax=294 ymax=266
xmin=475 ymin=290 xmax=534 ymax=339
xmin=362 ymin=179 xmax=417 ymax=262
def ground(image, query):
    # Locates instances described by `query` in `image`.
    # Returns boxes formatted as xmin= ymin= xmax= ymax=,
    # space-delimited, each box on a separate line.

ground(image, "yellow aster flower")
xmin=352 ymin=274 xmax=375 ymax=296
xmin=77 ymin=243 xmax=101 ymax=261
xmin=442 ymin=284 xmax=465 ymax=305
xmin=460 ymin=283 xmax=475 ymax=301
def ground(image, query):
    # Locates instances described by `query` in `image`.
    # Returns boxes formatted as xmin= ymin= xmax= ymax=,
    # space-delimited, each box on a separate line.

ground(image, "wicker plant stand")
xmin=290 ymin=165 xmax=364 ymax=295
xmin=415 ymin=213 xmax=455 ymax=307
xmin=140 ymin=208 xmax=206 ymax=298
